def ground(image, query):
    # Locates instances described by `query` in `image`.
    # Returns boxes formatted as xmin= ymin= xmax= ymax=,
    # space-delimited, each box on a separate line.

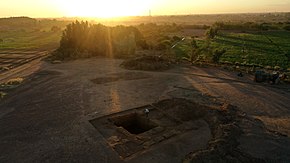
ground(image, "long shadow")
xmin=176 ymin=70 xmax=290 ymax=161
xmin=178 ymin=67 xmax=290 ymax=117
xmin=168 ymin=70 xmax=290 ymax=91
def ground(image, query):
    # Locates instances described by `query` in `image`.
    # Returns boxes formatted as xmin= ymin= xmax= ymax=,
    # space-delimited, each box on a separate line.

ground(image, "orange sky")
xmin=0 ymin=0 xmax=290 ymax=18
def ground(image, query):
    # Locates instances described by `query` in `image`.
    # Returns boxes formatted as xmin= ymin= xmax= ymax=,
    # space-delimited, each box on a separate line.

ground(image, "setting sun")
xmin=56 ymin=0 xmax=155 ymax=18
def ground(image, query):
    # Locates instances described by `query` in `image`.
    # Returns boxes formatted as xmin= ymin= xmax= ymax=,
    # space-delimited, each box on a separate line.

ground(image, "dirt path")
xmin=0 ymin=58 xmax=289 ymax=162
xmin=0 ymin=51 xmax=47 ymax=84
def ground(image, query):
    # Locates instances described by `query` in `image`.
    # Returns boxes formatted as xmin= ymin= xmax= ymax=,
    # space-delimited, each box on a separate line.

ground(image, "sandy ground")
xmin=0 ymin=58 xmax=290 ymax=162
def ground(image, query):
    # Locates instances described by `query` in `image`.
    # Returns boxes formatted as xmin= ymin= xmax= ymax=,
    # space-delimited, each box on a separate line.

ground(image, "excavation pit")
xmin=88 ymin=99 xmax=213 ymax=160
xmin=110 ymin=113 xmax=157 ymax=135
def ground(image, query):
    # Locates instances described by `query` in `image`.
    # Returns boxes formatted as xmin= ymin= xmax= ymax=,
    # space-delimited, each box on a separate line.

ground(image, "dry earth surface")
xmin=0 ymin=57 xmax=290 ymax=162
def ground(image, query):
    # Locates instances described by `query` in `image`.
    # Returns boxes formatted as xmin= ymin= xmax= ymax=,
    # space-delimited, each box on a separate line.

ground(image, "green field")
xmin=0 ymin=17 xmax=69 ymax=50
xmin=0 ymin=30 xmax=62 ymax=50
xmin=213 ymin=31 xmax=290 ymax=68
xmin=171 ymin=30 xmax=290 ymax=69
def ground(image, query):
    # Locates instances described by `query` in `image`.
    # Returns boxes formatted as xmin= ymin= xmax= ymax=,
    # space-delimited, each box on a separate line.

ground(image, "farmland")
xmin=170 ymin=30 xmax=290 ymax=69
xmin=214 ymin=30 xmax=290 ymax=68
xmin=0 ymin=30 xmax=62 ymax=50
xmin=0 ymin=17 xmax=68 ymax=50
xmin=0 ymin=50 xmax=47 ymax=71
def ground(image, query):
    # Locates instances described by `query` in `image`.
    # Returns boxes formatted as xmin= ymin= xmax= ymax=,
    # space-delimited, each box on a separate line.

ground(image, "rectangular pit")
xmin=88 ymin=102 xmax=201 ymax=160
xmin=110 ymin=113 xmax=157 ymax=135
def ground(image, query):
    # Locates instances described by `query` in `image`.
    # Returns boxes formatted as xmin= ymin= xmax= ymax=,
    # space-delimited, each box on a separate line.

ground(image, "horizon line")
xmin=1 ymin=11 xmax=290 ymax=19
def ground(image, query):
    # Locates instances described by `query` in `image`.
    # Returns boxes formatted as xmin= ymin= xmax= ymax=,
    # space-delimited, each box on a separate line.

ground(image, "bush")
xmin=137 ymin=39 xmax=149 ymax=49
xmin=283 ymin=25 xmax=290 ymax=31
xmin=205 ymin=27 xmax=218 ymax=39
xmin=0 ymin=92 xmax=7 ymax=99
xmin=55 ymin=21 xmax=146 ymax=60
xmin=51 ymin=26 xmax=61 ymax=32
xmin=155 ymin=40 xmax=172 ymax=50
xmin=212 ymin=49 xmax=226 ymax=63
xmin=172 ymin=36 xmax=182 ymax=42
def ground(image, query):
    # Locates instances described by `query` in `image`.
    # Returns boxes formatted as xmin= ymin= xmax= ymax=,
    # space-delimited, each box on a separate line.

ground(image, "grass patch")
xmin=0 ymin=91 xmax=7 ymax=99
xmin=5 ymin=77 xmax=24 ymax=85
xmin=0 ymin=30 xmax=62 ymax=50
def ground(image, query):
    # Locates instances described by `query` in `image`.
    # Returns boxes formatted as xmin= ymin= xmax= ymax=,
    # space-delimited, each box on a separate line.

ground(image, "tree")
xmin=205 ymin=26 xmax=218 ymax=39
xmin=56 ymin=21 xmax=145 ymax=59
xmin=190 ymin=37 xmax=200 ymax=62
xmin=51 ymin=26 xmax=61 ymax=32
xmin=212 ymin=49 xmax=226 ymax=63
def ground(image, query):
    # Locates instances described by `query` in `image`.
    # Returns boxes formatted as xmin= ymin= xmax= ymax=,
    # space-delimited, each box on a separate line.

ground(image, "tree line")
xmin=54 ymin=21 xmax=147 ymax=59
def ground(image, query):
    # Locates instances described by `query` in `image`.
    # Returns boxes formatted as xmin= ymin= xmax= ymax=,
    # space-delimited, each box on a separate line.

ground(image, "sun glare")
xmin=57 ymin=0 xmax=155 ymax=18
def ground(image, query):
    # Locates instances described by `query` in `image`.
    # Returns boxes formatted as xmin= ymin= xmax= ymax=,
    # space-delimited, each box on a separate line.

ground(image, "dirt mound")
xmin=153 ymin=98 xmax=207 ymax=121
xmin=182 ymin=102 xmax=264 ymax=163
xmin=121 ymin=56 xmax=172 ymax=71
xmin=152 ymin=98 xmax=263 ymax=162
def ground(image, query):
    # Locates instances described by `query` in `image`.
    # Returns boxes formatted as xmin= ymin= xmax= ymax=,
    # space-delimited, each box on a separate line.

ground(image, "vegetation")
xmin=213 ymin=21 xmax=290 ymax=31
xmin=205 ymin=26 xmax=218 ymax=39
xmin=5 ymin=77 xmax=24 ymax=85
xmin=1 ymin=15 xmax=290 ymax=69
xmin=136 ymin=23 xmax=181 ymax=50
xmin=212 ymin=48 xmax=227 ymax=63
xmin=53 ymin=21 xmax=147 ymax=59
xmin=142 ymin=21 xmax=290 ymax=69
xmin=0 ymin=29 xmax=62 ymax=50
xmin=213 ymin=31 xmax=290 ymax=69
xmin=0 ymin=77 xmax=24 ymax=99
xmin=0 ymin=91 xmax=7 ymax=99
xmin=0 ymin=17 xmax=69 ymax=50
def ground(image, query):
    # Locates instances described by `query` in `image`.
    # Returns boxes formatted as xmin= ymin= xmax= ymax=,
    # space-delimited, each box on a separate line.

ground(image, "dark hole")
xmin=111 ymin=113 xmax=157 ymax=135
